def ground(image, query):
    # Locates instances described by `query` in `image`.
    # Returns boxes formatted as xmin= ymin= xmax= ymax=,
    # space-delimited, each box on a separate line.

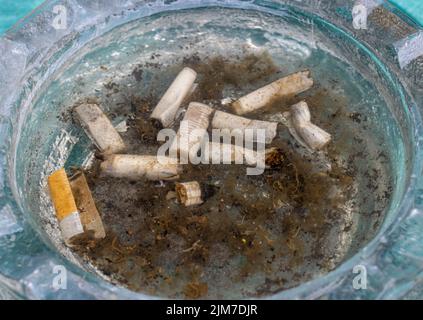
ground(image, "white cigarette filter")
xmin=170 ymin=102 xmax=214 ymax=161
xmin=74 ymin=103 xmax=126 ymax=154
xmin=176 ymin=181 xmax=203 ymax=206
xmin=211 ymin=110 xmax=278 ymax=144
xmin=150 ymin=67 xmax=197 ymax=127
xmin=204 ymin=141 xmax=278 ymax=168
xmin=290 ymin=100 xmax=311 ymax=124
xmin=232 ymin=70 xmax=313 ymax=115
xmin=100 ymin=154 xmax=181 ymax=181
xmin=288 ymin=101 xmax=331 ymax=151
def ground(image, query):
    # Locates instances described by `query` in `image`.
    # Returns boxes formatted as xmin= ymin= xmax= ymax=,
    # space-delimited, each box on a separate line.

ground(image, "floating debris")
xmin=57 ymin=52 xmax=390 ymax=299
xmin=183 ymin=281 xmax=208 ymax=299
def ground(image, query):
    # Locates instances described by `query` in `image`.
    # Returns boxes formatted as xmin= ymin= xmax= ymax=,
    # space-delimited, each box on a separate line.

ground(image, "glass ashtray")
xmin=0 ymin=0 xmax=423 ymax=299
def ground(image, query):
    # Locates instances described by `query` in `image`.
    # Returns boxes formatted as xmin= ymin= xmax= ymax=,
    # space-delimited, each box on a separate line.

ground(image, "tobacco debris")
xmin=52 ymin=52 xmax=392 ymax=299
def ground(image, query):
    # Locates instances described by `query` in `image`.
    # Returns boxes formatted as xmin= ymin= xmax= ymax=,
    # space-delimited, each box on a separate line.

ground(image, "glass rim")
xmin=1 ymin=0 xmax=423 ymax=299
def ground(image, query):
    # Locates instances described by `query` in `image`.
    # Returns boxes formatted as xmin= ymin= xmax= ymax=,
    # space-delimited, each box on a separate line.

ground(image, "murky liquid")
xmin=21 ymin=8 xmax=395 ymax=299
xmin=67 ymin=52 xmax=391 ymax=299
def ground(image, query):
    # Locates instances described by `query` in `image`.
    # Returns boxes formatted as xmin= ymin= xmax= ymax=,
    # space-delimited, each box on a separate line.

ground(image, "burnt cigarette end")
xmin=150 ymin=118 xmax=164 ymax=130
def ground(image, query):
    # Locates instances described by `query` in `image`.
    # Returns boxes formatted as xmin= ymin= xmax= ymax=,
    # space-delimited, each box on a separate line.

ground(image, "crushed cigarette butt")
xmin=288 ymin=101 xmax=331 ymax=151
xmin=69 ymin=171 xmax=106 ymax=240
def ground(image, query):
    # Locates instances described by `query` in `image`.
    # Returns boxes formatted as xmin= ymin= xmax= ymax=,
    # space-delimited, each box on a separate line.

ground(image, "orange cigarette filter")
xmin=48 ymin=168 xmax=78 ymax=221
xmin=48 ymin=168 xmax=84 ymax=243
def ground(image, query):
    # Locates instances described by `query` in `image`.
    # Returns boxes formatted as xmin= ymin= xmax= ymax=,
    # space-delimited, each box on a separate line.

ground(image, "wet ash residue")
xmin=65 ymin=52 xmax=392 ymax=298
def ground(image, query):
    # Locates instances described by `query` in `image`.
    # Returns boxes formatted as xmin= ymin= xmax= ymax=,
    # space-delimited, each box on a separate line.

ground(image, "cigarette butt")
xmin=74 ymin=103 xmax=126 ymax=154
xmin=295 ymin=122 xmax=331 ymax=150
xmin=170 ymin=102 xmax=214 ymax=160
xmin=69 ymin=171 xmax=105 ymax=239
xmin=48 ymin=169 xmax=84 ymax=243
xmin=281 ymin=111 xmax=311 ymax=150
xmin=205 ymin=141 xmax=276 ymax=168
xmin=290 ymin=101 xmax=331 ymax=150
xmin=176 ymin=181 xmax=203 ymax=206
xmin=290 ymin=100 xmax=311 ymax=124
xmin=211 ymin=110 xmax=278 ymax=144
xmin=232 ymin=70 xmax=313 ymax=115
xmin=100 ymin=154 xmax=181 ymax=181
xmin=151 ymin=67 xmax=197 ymax=127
